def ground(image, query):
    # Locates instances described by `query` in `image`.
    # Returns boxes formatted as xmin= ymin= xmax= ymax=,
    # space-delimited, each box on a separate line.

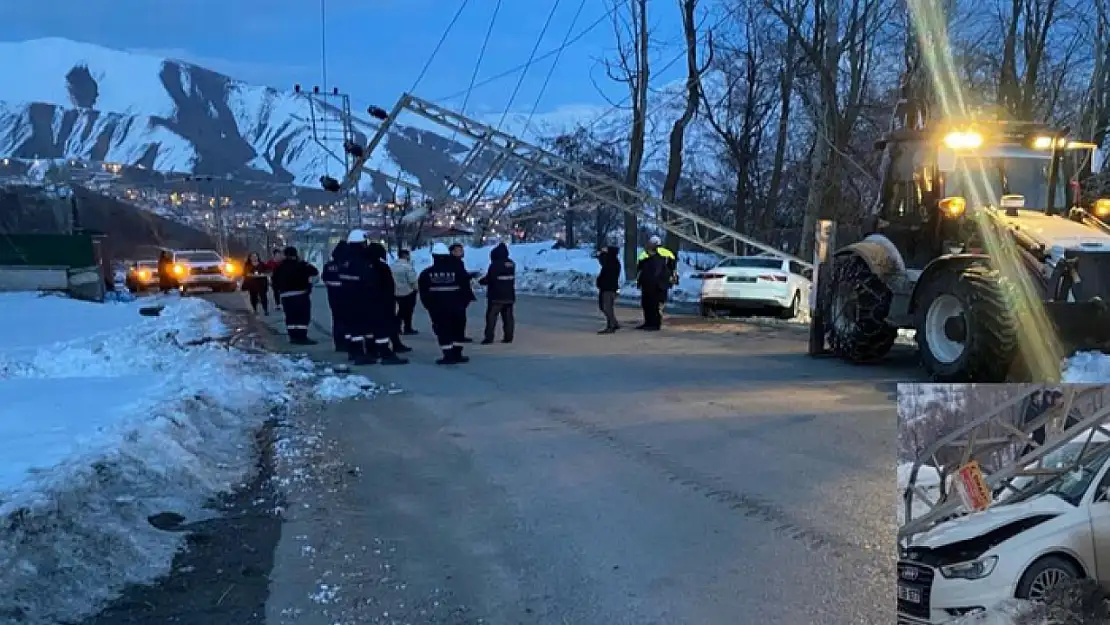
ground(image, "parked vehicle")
xmin=170 ymin=250 xmax=240 ymax=293
xmin=124 ymin=260 xmax=160 ymax=292
xmin=697 ymin=256 xmax=812 ymax=319
xmin=898 ymin=443 xmax=1110 ymax=623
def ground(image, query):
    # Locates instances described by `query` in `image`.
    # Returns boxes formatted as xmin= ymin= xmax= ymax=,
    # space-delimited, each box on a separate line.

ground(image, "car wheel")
xmin=1016 ymin=555 xmax=1081 ymax=601
xmin=779 ymin=292 xmax=801 ymax=320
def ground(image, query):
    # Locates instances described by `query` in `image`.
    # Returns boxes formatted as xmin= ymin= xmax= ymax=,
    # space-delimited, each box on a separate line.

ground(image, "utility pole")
xmin=293 ymin=83 xmax=359 ymax=228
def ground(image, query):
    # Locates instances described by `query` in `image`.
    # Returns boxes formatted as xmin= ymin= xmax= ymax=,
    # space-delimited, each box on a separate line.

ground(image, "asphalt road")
xmin=209 ymin=292 xmax=921 ymax=625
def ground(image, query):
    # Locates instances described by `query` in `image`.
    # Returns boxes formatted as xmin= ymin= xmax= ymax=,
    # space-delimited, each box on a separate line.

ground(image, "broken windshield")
xmin=1004 ymin=445 xmax=1110 ymax=507
xmin=946 ymin=156 xmax=1067 ymax=211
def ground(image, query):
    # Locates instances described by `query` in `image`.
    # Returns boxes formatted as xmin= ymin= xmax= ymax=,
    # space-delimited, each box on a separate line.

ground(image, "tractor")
xmin=810 ymin=110 xmax=1110 ymax=382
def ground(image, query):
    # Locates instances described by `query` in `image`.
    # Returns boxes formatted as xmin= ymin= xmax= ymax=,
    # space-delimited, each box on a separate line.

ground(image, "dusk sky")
xmin=2 ymin=0 xmax=690 ymax=118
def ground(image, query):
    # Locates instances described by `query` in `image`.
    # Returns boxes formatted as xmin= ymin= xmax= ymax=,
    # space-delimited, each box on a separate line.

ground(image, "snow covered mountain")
xmin=0 ymin=39 xmax=613 ymax=200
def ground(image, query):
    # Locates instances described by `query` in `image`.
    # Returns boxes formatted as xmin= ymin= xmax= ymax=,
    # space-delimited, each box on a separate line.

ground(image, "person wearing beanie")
xmin=271 ymin=245 xmax=319 ymax=344
xmin=478 ymin=241 xmax=516 ymax=344
xmin=419 ymin=242 xmax=472 ymax=364
xmin=366 ymin=241 xmax=410 ymax=364
xmin=321 ymin=239 xmax=352 ymax=353
xmin=595 ymin=245 xmax=622 ymax=333
xmin=635 ymin=235 xmax=677 ymax=330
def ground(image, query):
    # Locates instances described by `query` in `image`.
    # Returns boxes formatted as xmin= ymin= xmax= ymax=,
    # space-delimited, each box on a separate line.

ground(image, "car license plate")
xmin=897 ymin=584 xmax=921 ymax=604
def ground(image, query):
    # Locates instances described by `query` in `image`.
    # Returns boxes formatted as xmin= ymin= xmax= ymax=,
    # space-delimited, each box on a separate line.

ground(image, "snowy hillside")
xmin=0 ymin=39 xmax=526 ymax=199
xmin=0 ymin=39 xmax=689 ymax=201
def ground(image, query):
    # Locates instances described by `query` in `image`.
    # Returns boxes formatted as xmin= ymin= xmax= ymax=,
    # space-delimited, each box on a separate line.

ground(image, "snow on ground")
xmin=897 ymin=462 xmax=944 ymax=525
xmin=0 ymin=292 xmax=335 ymax=624
xmin=1061 ymin=351 xmax=1110 ymax=382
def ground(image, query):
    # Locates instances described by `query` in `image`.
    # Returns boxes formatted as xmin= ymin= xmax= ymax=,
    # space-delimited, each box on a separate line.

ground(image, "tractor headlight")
xmin=940 ymin=196 xmax=967 ymax=218
xmin=1094 ymin=198 xmax=1110 ymax=218
xmin=943 ymin=131 xmax=983 ymax=150
xmin=939 ymin=555 xmax=998 ymax=580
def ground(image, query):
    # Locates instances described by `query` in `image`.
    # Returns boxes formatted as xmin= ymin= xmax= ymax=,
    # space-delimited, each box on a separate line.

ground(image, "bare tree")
xmin=701 ymin=1 xmax=778 ymax=235
xmin=605 ymin=0 xmax=651 ymax=278
xmin=764 ymin=0 xmax=892 ymax=256
xmin=661 ymin=0 xmax=714 ymax=252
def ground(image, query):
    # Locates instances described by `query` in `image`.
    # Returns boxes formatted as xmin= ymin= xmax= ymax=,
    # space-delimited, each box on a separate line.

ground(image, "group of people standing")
xmin=595 ymin=235 xmax=678 ymax=333
xmin=242 ymin=248 xmax=297 ymax=316
xmin=241 ymin=233 xmax=675 ymax=358
xmin=306 ymin=231 xmax=519 ymax=366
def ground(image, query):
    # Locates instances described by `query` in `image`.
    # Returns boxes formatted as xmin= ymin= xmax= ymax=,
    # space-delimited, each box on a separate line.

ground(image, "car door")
xmin=788 ymin=261 xmax=812 ymax=306
xmin=1088 ymin=460 xmax=1110 ymax=587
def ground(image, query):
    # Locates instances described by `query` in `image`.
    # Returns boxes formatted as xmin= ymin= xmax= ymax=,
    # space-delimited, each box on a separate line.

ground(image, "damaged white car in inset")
xmin=898 ymin=444 xmax=1110 ymax=624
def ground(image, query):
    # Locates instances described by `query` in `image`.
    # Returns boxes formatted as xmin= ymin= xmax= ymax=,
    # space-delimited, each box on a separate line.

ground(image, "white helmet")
xmin=431 ymin=242 xmax=450 ymax=255
xmin=648 ymin=235 xmax=662 ymax=245
xmin=347 ymin=229 xmax=368 ymax=243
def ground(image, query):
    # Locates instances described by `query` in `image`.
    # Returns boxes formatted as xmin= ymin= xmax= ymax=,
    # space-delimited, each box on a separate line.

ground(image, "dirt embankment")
xmin=0 ymin=184 xmax=248 ymax=260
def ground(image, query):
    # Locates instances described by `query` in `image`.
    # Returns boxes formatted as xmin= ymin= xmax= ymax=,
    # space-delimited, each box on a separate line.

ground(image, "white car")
xmin=698 ymin=256 xmax=811 ymax=319
xmin=897 ymin=444 xmax=1110 ymax=624
xmin=170 ymin=249 xmax=240 ymax=293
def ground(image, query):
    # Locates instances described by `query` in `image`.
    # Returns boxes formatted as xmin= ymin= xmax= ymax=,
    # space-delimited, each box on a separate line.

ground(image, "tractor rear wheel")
xmin=826 ymin=255 xmax=897 ymax=362
xmin=913 ymin=264 xmax=1017 ymax=382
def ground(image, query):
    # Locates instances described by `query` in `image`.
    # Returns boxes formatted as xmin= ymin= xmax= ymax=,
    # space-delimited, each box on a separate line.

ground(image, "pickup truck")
xmin=170 ymin=250 xmax=240 ymax=293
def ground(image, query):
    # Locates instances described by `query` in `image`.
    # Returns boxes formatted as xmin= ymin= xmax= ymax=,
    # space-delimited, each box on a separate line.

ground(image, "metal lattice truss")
xmin=338 ymin=93 xmax=808 ymax=265
xmin=900 ymin=385 xmax=1110 ymax=543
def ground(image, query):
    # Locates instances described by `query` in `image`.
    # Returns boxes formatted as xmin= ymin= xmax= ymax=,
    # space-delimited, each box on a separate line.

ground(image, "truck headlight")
xmin=939 ymin=555 xmax=998 ymax=580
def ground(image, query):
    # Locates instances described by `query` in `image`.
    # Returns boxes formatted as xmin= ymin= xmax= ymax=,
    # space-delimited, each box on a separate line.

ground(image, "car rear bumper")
xmin=700 ymin=295 xmax=793 ymax=308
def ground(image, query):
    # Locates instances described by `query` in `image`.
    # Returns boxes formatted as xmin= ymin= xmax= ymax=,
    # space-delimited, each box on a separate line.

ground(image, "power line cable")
xmin=495 ymin=0 xmax=564 ymax=131
xmin=409 ymin=0 xmax=473 ymax=94
xmin=581 ymin=1 xmax=739 ymax=137
xmin=458 ymin=0 xmax=504 ymax=119
xmin=521 ymin=0 xmax=589 ymax=135
xmin=435 ymin=2 xmax=617 ymax=102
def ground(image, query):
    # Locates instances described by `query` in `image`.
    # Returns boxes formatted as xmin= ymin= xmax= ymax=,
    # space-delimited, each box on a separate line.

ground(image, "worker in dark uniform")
xmin=271 ymin=246 xmax=319 ymax=344
xmin=449 ymin=243 xmax=477 ymax=342
xmin=596 ymin=245 xmax=622 ymax=333
xmin=478 ymin=242 xmax=515 ymax=344
xmin=635 ymin=235 xmax=677 ymax=331
xmin=340 ymin=230 xmax=373 ymax=363
xmin=321 ymin=240 xmax=351 ymax=353
xmin=419 ymin=242 xmax=471 ymax=364
xmin=366 ymin=241 xmax=410 ymax=364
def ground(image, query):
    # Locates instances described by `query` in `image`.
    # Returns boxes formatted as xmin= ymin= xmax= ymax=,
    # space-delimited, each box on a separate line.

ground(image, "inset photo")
xmin=897 ymin=383 xmax=1110 ymax=625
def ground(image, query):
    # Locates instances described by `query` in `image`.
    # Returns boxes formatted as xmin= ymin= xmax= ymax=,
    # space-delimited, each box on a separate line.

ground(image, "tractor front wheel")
xmin=913 ymin=264 xmax=1017 ymax=382
xmin=826 ymin=255 xmax=898 ymax=362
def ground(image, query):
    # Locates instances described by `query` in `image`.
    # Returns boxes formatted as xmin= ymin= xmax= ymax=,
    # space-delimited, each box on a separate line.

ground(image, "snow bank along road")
xmin=200 ymin=291 xmax=919 ymax=625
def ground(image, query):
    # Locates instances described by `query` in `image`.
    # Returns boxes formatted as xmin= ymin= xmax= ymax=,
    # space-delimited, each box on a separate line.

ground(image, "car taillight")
xmin=138 ymin=270 xmax=150 ymax=280
xmin=173 ymin=263 xmax=187 ymax=276
xmin=758 ymin=274 xmax=787 ymax=282
xmin=222 ymin=262 xmax=236 ymax=274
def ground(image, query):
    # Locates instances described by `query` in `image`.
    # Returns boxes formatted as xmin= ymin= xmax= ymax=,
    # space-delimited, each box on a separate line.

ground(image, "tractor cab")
xmin=815 ymin=115 xmax=1110 ymax=383
xmin=871 ymin=123 xmax=1101 ymax=270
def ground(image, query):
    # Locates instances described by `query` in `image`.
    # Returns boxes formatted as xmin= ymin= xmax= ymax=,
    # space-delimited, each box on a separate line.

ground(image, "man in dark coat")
xmin=635 ymin=235 xmax=677 ymax=331
xmin=420 ymin=242 xmax=472 ymax=364
xmin=271 ymin=246 xmax=319 ymax=345
xmin=321 ymin=240 xmax=351 ymax=352
xmin=478 ymin=242 xmax=516 ymax=344
xmin=339 ymin=230 xmax=374 ymax=363
xmin=366 ymin=242 xmax=410 ymax=364
xmin=596 ymin=245 xmax=622 ymax=334
xmin=449 ymin=243 xmax=477 ymax=343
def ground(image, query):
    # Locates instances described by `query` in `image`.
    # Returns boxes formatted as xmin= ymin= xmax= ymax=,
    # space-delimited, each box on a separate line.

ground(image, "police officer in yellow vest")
xmin=635 ymin=235 xmax=678 ymax=330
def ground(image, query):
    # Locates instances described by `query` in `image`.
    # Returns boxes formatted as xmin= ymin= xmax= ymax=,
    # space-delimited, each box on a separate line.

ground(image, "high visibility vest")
xmin=637 ymin=247 xmax=675 ymax=262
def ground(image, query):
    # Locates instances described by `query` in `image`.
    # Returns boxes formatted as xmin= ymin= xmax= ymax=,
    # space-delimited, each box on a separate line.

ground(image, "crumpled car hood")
xmin=910 ymin=495 xmax=1072 ymax=548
